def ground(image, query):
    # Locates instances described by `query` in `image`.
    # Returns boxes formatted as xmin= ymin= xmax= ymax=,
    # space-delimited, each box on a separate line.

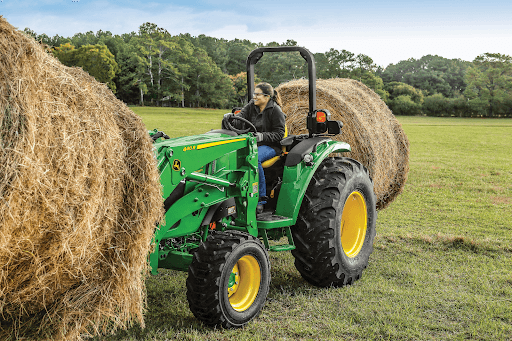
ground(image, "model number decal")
xmin=183 ymin=146 xmax=196 ymax=152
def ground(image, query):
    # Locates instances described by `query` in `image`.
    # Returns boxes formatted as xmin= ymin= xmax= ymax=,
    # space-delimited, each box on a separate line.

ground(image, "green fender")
xmin=274 ymin=140 xmax=351 ymax=222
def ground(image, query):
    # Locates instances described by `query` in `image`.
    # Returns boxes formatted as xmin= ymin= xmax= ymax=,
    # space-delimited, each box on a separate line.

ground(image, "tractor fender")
xmin=285 ymin=136 xmax=331 ymax=167
xmin=201 ymin=197 xmax=237 ymax=226
xmin=275 ymin=139 xmax=351 ymax=221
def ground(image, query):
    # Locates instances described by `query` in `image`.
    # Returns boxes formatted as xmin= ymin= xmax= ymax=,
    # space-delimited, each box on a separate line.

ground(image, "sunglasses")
xmin=253 ymin=92 xmax=269 ymax=97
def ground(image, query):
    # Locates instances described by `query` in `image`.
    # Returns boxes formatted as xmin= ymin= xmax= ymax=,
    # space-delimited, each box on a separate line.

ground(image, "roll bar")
xmin=246 ymin=46 xmax=317 ymax=113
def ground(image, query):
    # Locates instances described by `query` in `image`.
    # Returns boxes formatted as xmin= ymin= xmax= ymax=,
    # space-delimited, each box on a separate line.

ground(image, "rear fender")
xmin=275 ymin=139 xmax=350 ymax=221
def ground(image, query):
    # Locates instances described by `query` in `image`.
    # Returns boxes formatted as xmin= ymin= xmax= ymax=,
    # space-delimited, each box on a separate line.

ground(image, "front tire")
xmin=186 ymin=230 xmax=270 ymax=328
xmin=291 ymin=157 xmax=377 ymax=287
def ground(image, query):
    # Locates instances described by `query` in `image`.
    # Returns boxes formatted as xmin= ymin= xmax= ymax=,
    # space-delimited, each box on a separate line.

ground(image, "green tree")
xmin=191 ymin=34 xmax=230 ymax=74
xmin=114 ymin=37 xmax=147 ymax=104
xmin=69 ymin=31 xmax=100 ymax=48
xmin=380 ymin=58 xmax=416 ymax=84
xmin=53 ymin=43 xmax=119 ymax=92
xmin=449 ymin=95 xmax=472 ymax=117
xmin=254 ymin=40 xmax=307 ymax=87
xmin=228 ymin=72 xmax=262 ymax=107
xmin=381 ymin=55 xmax=469 ymax=98
xmin=92 ymin=32 xmax=138 ymax=103
xmin=23 ymin=28 xmax=70 ymax=47
xmin=385 ymin=81 xmax=424 ymax=104
xmin=185 ymin=46 xmax=233 ymax=108
xmin=502 ymin=97 xmax=512 ymax=117
xmin=324 ymin=48 xmax=355 ymax=78
xmin=385 ymin=82 xmax=424 ymax=115
xmin=225 ymin=39 xmax=255 ymax=76
xmin=423 ymin=93 xmax=450 ymax=117
xmin=314 ymin=52 xmax=335 ymax=79
xmin=130 ymin=23 xmax=186 ymax=105
xmin=464 ymin=53 xmax=512 ymax=117
xmin=230 ymin=72 xmax=249 ymax=107
xmin=166 ymin=36 xmax=195 ymax=107
xmin=389 ymin=95 xmax=422 ymax=116
xmin=353 ymin=71 xmax=389 ymax=102
xmin=132 ymin=23 xmax=158 ymax=103
xmin=352 ymin=53 xmax=377 ymax=80
xmin=52 ymin=42 xmax=76 ymax=65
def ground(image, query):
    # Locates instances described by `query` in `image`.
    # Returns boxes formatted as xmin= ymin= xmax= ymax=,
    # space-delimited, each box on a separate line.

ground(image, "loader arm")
xmin=149 ymin=132 xmax=260 ymax=273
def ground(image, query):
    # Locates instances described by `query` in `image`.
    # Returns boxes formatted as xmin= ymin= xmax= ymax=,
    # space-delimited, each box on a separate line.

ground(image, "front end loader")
xmin=148 ymin=46 xmax=377 ymax=327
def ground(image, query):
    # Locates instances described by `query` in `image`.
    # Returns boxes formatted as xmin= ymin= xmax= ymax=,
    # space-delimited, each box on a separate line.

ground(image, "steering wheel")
xmin=222 ymin=114 xmax=257 ymax=134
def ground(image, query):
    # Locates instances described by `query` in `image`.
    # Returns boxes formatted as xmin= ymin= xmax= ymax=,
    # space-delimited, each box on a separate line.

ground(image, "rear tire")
xmin=186 ymin=230 xmax=270 ymax=328
xmin=291 ymin=157 xmax=377 ymax=287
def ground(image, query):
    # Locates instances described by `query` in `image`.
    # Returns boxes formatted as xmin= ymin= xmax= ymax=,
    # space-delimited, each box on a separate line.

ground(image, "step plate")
xmin=257 ymin=211 xmax=288 ymax=221
xmin=257 ymin=211 xmax=293 ymax=229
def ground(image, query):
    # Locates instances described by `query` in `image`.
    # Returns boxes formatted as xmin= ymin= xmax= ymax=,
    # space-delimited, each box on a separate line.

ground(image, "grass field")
xmin=100 ymin=108 xmax=511 ymax=340
xmin=129 ymin=106 xmax=229 ymax=138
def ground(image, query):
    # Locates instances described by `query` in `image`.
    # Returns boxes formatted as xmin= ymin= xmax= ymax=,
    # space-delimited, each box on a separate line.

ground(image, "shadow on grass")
xmin=94 ymin=260 xmax=319 ymax=340
xmin=89 ymin=270 xmax=197 ymax=340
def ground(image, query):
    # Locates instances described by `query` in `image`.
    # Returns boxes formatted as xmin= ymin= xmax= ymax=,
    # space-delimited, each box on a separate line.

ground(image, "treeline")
xmin=24 ymin=23 xmax=512 ymax=117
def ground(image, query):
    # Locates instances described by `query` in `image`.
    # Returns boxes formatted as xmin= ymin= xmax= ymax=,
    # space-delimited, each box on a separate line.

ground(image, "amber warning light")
xmin=316 ymin=111 xmax=327 ymax=123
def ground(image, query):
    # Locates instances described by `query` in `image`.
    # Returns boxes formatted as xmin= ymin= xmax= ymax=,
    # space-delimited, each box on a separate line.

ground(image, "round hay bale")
xmin=277 ymin=78 xmax=409 ymax=210
xmin=0 ymin=17 xmax=162 ymax=340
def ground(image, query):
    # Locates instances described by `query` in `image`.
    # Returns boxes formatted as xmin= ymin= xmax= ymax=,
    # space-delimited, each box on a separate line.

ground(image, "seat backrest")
xmin=261 ymin=125 xmax=287 ymax=169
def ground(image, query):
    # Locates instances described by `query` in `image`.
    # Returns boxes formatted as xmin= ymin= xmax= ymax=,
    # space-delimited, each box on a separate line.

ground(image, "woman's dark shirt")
xmin=236 ymin=99 xmax=286 ymax=154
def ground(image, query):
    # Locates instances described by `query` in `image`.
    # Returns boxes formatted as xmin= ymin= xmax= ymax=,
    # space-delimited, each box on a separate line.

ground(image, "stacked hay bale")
xmin=277 ymin=78 xmax=409 ymax=210
xmin=0 ymin=17 xmax=162 ymax=340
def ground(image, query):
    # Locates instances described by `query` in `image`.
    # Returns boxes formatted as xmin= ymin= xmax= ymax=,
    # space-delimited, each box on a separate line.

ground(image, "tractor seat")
xmin=261 ymin=126 xmax=288 ymax=169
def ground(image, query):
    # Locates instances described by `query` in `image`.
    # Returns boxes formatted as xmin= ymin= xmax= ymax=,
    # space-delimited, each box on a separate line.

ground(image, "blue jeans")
xmin=257 ymin=145 xmax=276 ymax=203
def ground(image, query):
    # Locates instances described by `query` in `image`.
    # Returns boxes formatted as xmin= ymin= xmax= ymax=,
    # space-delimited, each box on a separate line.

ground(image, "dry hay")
xmin=277 ymin=78 xmax=409 ymax=210
xmin=0 ymin=17 xmax=162 ymax=340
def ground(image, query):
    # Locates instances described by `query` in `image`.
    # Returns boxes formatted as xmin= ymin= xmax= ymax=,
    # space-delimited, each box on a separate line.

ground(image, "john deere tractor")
xmin=148 ymin=46 xmax=377 ymax=328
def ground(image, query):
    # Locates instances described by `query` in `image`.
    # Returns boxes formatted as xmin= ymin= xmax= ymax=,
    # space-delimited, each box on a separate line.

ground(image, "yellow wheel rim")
xmin=341 ymin=191 xmax=367 ymax=258
xmin=227 ymin=255 xmax=261 ymax=312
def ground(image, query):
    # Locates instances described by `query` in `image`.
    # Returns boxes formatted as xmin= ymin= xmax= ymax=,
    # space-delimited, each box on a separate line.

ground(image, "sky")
xmin=1 ymin=0 xmax=512 ymax=67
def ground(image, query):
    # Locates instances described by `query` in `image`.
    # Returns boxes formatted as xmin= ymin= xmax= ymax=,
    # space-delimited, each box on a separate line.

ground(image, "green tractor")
xmin=148 ymin=46 xmax=377 ymax=328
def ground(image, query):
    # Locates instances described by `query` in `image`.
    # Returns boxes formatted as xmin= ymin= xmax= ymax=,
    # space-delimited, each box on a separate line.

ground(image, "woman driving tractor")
xmin=225 ymin=82 xmax=286 ymax=212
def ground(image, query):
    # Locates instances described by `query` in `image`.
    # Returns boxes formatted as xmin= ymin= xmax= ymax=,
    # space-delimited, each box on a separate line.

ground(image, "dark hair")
xmin=255 ymin=82 xmax=282 ymax=106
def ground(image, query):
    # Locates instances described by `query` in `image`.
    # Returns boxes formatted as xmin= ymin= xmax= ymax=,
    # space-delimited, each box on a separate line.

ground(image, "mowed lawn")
xmin=101 ymin=107 xmax=512 ymax=341
xmin=129 ymin=106 xmax=229 ymax=138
